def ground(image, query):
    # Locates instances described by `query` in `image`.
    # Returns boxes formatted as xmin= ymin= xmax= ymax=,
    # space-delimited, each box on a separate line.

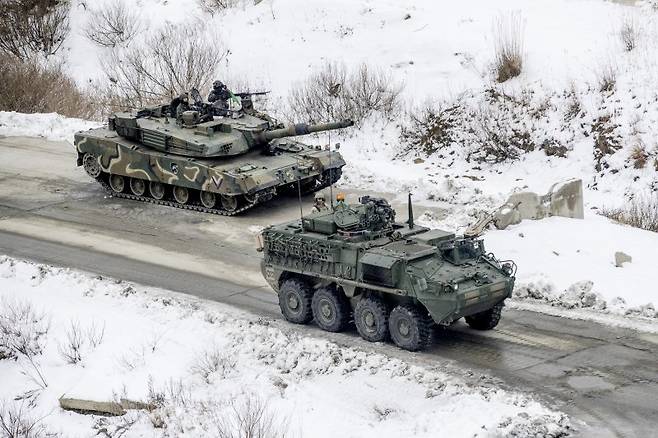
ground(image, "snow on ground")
xmin=0 ymin=112 xmax=100 ymax=143
xmin=0 ymin=256 xmax=571 ymax=437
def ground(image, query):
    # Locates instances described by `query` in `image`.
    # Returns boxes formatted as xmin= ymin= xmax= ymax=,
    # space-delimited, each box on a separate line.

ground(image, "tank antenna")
xmin=328 ymin=132 xmax=334 ymax=209
xmin=297 ymin=177 xmax=304 ymax=229
xmin=407 ymin=192 xmax=414 ymax=229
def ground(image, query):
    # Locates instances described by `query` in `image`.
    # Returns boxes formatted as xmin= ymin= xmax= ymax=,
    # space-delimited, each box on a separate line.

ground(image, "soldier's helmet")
xmin=213 ymin=80 xmax=226 ymax=90
xmin=315 ymin=193 xmax=325 ymax=202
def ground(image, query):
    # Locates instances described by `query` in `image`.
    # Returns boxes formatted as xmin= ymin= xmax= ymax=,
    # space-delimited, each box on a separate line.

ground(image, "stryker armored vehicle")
xmin=258 ymin=195 xmax=516 ymax=351
xmin=74 ymin=95 xmax=352 ymax=215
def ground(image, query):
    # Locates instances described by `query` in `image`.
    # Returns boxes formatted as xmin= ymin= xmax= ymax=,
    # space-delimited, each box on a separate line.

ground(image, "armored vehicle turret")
xmin=74 ymin=96 xmax=352 ymax=215
xmin=259 ymin=195 xmax=516 ymax=351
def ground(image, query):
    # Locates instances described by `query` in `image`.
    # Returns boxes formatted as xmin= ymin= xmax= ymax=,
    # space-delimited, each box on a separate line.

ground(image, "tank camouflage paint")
xmin=75 ymin=103 xmax=352 ymax=215
xmin=258 ymin=195 xmax=516 ymax=351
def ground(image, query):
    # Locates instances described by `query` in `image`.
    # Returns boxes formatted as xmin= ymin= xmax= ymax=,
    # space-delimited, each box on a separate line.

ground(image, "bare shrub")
xmin=197 ymin=0 xmax=240 ymax=15
xmin=399 ymin=102 xmax=462 ymax=156
xmin=58 ymin=320 xmax=105 ymax=364
xmin=597 ymin=62 xmax=617 ymax=93
xmin=591 ymin=114 xmax=622 ymax=171
xmin=101 ymin=22 xmax=225 ymax=109
xmin=601 ymin=195 xmax=658 ymax=232
xmin=0 ymin=401 xmax=49 ymax=438
xmin=0 ymin=0 xmax=70 ymax=60
xmin=493 ymin=14 xmax=525 ymax=82
xmin=620 ymin=16 xmax=640 ymax=52
xmin=213 ymin=396 xmax=288 ymax=438
xmin=84 ymin=0 xmax=145 ymax=48
xmin=0 ymin=298 xmax=49 ymax=361
xmin=191 ymin=349 xmax=237 ymax=383
xmin=287 ymin=62 xmax=402 ymax=125
xmin=0 ymin=56 xmax=97 ymax=119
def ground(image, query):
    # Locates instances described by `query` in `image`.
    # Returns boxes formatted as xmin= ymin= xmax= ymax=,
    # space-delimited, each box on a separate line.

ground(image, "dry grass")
xmin=0 ymin=57 xmax=98 ymax=119
xmin=0 ymin=401 xmax=49 ymax=438
xmin=197 ymin=0 xmax=241 ymax=15
xmin=630 ymin=144 xmax=649 ymax=169
xmin=493 ymin=14 xmax=525 ymax=83
xmin=399 ymin=102 xmax=461 ymax=156
xmin=0 ymin=0 xmax=70 ymax=60
xmin=212 ymin=396 xmax=289 ymax=438
xmin=84 ymin=0 xmax=145 ymax=48
xmin=597 ymin=62 xmax=617 ymax=93
xmin=190 ymin=348 xmax=237 ymax=383
xmin=620 ymin=15 xmax=640 ymax=52
xmin=601 ymin=195 xmax=658 ymax=232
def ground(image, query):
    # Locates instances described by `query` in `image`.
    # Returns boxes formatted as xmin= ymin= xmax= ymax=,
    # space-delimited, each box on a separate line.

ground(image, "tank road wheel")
xmin=311 ymin=287 xmax=350 ymax=332
xmin=465 ymin=303 xmax=503 ymax=331
xmin=82 ymin=153 xmax=101 ymax=178
xmin=149 ymin=182 xmax=166 ymax=200
xmin=173 ymin=186 xmax=189 ymax=204
xmin=109 ymin=174 xmax=125 ymax=193
xmin=220 ymin=194 xmax=238 ymax=212
xmin=354 ymin=296 xmax=389 ymax=343
xmin=278 ymin=278 xmax=313 ymax=324
xmin=199 ymin=191 xmax=216 ymax=209
xmin=244 ymin=193 xmax=257 ymax=205
xmin=388 ymin=304 xmax=432 ymax=352
xmin=129 ymin=178 xmax=146 ymax=196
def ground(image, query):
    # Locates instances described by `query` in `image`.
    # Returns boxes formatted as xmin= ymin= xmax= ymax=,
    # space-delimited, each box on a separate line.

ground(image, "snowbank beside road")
xmin=0 ymin=111 xmax=100 ymax=143
xmin=0 ymin=256 xmax=570 ymax=437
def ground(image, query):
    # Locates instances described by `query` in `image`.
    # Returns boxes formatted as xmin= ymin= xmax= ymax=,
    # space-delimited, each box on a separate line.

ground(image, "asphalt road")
xmin=0 ymin=135 xmax=657 ymax=437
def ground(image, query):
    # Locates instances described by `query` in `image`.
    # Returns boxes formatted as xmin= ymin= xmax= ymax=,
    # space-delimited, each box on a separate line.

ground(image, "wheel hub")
xmin=398 ymin=320 xmax=410 ymax=337
xmin=364 ymin=311 xmax=375 ymax=328
xmin=320 ymin=301 xmax=333 ymax=320
xmin=83 ymin=154 xmax=101 ymax=178
xmin=288 ymin=294 xmax=299 ymax=310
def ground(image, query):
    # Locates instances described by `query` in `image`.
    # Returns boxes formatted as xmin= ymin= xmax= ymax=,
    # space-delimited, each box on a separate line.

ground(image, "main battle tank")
xmin=74 ymin=98 xmax=352 ymax=215
xmin=258 ymin=195 xmax=516 ymax=351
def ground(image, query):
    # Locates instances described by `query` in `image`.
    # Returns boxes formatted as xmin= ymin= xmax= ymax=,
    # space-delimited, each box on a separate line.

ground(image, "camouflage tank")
xmin=258 ymin=195 xmax=516 ymax=351
xmin=74 ymin=95 xmax=352 ymax=215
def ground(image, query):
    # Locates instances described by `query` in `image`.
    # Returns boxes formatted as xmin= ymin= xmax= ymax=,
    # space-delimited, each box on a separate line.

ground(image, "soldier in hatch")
xmin=208 ymin=80 xmax=232 ymax=104
xmin=311 ymin=193 xmax=329 ymax=213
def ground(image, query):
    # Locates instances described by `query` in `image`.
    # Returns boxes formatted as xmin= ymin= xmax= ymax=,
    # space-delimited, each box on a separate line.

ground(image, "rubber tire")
xmin=278 ymin=278 xmax=313 ymax=324
xmin=388 ymin=304 xmax=432 ymax=352
xmin=354 ymin=296 xmax=389 ymax=343
xmin=465 ymin=303 xmax=503 ymax=330
xmin=311 ymin=287 xmax=350 ymax=332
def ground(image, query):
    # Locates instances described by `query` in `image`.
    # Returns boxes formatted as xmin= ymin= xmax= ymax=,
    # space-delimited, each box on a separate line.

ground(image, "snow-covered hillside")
xmin=0 ymin=257 xmax=571 ymax=437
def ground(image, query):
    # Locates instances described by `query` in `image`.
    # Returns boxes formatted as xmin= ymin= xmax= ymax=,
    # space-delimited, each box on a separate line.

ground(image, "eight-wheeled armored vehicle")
xmin=259 ymin=195 xmax=516 ymax=351
xmin=74 ymin=97 xmax=352 ymax=215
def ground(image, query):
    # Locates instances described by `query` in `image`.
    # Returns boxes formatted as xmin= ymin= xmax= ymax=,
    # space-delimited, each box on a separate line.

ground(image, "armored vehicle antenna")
xmin=407 ymin=193 xmax=414 ymax=229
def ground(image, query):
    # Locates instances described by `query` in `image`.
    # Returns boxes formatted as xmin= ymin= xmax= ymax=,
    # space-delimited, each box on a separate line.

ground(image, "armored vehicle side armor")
xmin=259 ymin=195 xmax=516 ymax=351
xmin=74 ymin=96 xmax=352 ymax=215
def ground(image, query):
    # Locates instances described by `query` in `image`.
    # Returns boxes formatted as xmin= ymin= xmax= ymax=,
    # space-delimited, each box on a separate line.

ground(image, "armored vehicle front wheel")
xmin=354 ymin=296 xmax=389 ymax=342
xmin=129 ymin=178 xmax=146 ymax=196
xmin=311 ymin=287 xmax=350 ymax=332
xmin=388 ymin=304 xmax=432 ymax=352
xmin=200 ymin=191 xmax=216 ymax=209
xmin=149 ymin=182 xmax=165 ymax=200
xmin=82 ymin=153 xmax=101 ymax=178
xmin=465 ymin=303 xmax=503 ymax=330
xmin=173 ymin=186 xmax=189 ymax=204
xmin=109 ymin=175 xmax=125 ymax=193
xmin=278 ymin=278 xmax=313 ymax=324
xmin=221 ymin=195 xmax=238 ymax=212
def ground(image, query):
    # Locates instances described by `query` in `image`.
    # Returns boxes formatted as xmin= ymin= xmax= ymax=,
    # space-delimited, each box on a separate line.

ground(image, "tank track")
xmin=95 ymin=175 xmax=255 ymax=216
xmin=94 ymin=168 xmax=341 ymax=216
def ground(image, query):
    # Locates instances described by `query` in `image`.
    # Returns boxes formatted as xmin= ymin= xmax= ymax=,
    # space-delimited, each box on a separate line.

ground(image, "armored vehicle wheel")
xmin=311 ymin=287 xmax=350 ymax=332
xmin=200 ymin=191 xmax=216 ymax=208
xmin=149 ymin=182 xmax=165 ymax=200
xmin=354 ymin=296 xmax=389 ymax=342
xmin=221 ymin=195 xmax=238 ymax=212
xmin=244 ymin=193 xmax=257 ymax=204
xmin=109 ymin=175 xmax=125 ymax=193
xmin=83 ymin=153 xmax=101 ymax=178
xmin=129 ymin=178 xmax=146 ymax=196
xmin=278 ymin=278 xmax=313 ymax=324
xmin=173 ymin=186 xmax=189 ymax=204
xmin=465 ymin=303 xmax=503 ymax=330
xmin=389 ymin=304 xmax=432 ymax=352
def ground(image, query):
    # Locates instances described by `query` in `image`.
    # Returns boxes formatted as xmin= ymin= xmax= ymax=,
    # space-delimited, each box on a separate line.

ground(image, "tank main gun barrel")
xmin=257 ymin=120 xmax=354 ymax=143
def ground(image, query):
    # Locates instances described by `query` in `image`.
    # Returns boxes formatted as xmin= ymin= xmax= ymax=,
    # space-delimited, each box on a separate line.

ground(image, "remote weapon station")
xmin=259 ymin=195 xmax=516 ymax=351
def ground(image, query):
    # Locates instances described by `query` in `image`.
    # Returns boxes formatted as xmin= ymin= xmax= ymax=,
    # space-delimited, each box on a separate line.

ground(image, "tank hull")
xmin=75 ymin=126 xmax=345 ymax=215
